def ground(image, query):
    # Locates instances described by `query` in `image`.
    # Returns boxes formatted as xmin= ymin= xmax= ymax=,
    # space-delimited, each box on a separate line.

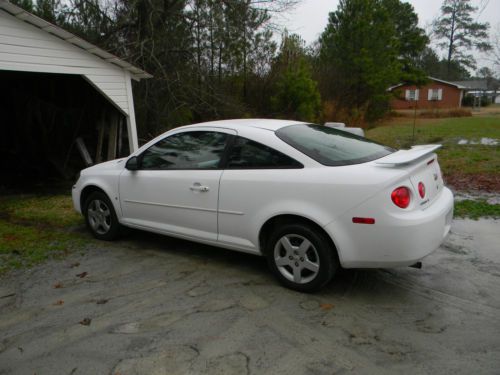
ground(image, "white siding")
xmin=0 ymin=9 xmax=129 ymax=115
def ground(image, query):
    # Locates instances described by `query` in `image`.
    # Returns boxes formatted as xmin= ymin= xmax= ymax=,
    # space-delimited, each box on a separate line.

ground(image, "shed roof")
xmin=0 ymin=0 xmax=151 ymax=79
xmin=451 ymin=80 xmax=488 ymax=91
xmin=387 ymin=76 xmax=466 ymax=91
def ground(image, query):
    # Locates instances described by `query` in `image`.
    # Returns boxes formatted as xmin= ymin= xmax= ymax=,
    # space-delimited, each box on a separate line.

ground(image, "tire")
xmin=266 ymin=223 xmax=338 ymax=292
xmin=83 ymin=191 xmax=121 ymax=241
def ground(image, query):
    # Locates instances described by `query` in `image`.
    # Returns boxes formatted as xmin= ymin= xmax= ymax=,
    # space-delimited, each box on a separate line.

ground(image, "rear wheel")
xmin=84 ymin=191 xmax=120 ymax=240
xmin=266 ymin=223 xmax=338 ymax=292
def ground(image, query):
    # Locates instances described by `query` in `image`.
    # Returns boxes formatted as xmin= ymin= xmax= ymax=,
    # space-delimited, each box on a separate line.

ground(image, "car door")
xmin=119 ymin=128 xmax=235 ymax=241
xmin=218 ymin=136 xmax=304 ymax=252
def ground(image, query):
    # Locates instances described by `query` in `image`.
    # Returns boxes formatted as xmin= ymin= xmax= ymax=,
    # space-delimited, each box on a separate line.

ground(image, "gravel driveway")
xmin=1 ymin=219 xmax=499 ymax=375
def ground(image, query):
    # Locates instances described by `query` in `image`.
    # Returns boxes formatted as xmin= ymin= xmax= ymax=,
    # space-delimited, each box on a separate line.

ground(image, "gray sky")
xmin=281 ymin=0 xmax=500 ymax=70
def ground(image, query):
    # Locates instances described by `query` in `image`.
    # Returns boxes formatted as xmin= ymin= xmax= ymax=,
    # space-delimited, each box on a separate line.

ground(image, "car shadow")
xmin=112 ymin=227 xmax=412 ymax=298
xmin=117 ymin=227 xmax=271 ymax=277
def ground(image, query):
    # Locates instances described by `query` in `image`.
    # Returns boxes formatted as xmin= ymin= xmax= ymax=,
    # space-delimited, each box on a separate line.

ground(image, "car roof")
xmin=180 ymin=119 xmax=307 ymax=132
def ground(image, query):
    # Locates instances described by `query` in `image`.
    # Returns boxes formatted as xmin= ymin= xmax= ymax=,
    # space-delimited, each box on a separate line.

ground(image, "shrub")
xmin=419 ymin=108 xmax=471 ymax=118
xmin=462 ymin=95 xmax=491 ymax=107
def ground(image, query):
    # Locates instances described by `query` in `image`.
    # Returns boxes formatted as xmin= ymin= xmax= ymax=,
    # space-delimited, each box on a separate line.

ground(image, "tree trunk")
xmin=446 ymin=7 xmax=457 ymax=79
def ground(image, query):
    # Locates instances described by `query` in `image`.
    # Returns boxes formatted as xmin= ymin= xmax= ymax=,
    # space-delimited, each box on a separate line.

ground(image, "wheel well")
xmin=259 ymin=214 xmax=338 ymax=256
xmin=80 ymin=185 xmax=106 ymax=211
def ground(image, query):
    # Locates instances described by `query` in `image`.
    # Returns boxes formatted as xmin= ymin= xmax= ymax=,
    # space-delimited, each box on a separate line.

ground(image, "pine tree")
xmin=271 ymin=34 xmax=321 ymax=122
xmin=433 ymin=0 xmax=491 ymax=77
xmin=319 ymin=0 xmax=401 ymax=123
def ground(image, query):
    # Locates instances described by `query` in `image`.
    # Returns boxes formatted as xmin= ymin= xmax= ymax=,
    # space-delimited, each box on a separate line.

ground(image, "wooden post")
xmin=125 ymin=71 xmax=139 ymax=151
xmin=107 ymin=111 xmax=118 ymax=160
xmin=95 ymin=115 xmax=105 ymax=164
xmin=117 ymin=116 xmax=123 ymax=158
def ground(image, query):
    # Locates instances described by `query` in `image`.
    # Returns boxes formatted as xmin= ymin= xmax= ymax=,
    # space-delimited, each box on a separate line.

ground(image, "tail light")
xmin=418 ymin=182 xmax=426 ymax=198
xmin=391 ymin=186 xmax=411 ymax=208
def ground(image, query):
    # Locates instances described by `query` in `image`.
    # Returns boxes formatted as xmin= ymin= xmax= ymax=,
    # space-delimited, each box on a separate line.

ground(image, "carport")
xmin=0 ymin=1 xmax=151 ymax=186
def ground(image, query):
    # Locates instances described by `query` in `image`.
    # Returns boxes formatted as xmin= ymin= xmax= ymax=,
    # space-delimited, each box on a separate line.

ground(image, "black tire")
xmin=83 ymin=191 xmax=121 ymax=241
xmin=266 ymin=223 xmax=338 ymax=293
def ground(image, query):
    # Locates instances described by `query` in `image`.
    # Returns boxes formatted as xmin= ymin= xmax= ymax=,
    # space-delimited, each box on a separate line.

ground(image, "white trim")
xmin=388 ymin=76 xmax=466 ymax=92
xmin=125 ymin=71 xmax=139 ymax=151
xmin=428 ymin=76 xmax=466 ymax=89
xmin=0 ymin=0 xmax=151 ymax=79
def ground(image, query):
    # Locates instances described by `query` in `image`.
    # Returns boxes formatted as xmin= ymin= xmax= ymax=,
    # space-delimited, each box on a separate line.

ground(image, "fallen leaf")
xmin=79 ymin=318 xmax=92 ymax=326
xmin=53 ymin=282 xmax=63 ymax=289
xmin=96 ymin=299 xmax=109 ymax=305
xmin=69 ymin=262 xmax=80 ymax=268
xmin=76 ymin=272 xmax=88 ymax=278
xmin=3 ymin=234 xmax=18 ymax=242
xmin=53 ymin=300 xmax=64 ymax=306
xmin=320 ymin=303 xmax=334 ymax=311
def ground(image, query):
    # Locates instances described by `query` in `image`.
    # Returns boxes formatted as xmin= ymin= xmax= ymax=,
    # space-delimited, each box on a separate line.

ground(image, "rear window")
xmin=276 ymin=124 xmax=394 ymax=166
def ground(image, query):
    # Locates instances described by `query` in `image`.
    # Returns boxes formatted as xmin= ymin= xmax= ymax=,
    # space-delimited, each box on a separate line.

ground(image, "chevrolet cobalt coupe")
xmin=72 ymin=119 xmax=453 ymax=292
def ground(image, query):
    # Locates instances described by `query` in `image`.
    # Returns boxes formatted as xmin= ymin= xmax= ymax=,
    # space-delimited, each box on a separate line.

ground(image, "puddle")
xmin=454 ymin=190 xmax=500 ymax=205
xmin=457 ymin=138 xmax=498 ymax=145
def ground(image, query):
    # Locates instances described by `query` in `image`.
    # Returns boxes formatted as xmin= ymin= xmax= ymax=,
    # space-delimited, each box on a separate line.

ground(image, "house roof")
xmin=0 ymin=0 xmax=152 ymax=79
xmin=387 ymin=76 xmax=466 ymax=91
xmin=451 ymin=80 xmax=488 ymax=90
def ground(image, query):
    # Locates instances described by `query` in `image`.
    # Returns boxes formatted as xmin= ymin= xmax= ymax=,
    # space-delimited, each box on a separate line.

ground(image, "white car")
xmin=72 ymin=119 xmax=454 ymax=292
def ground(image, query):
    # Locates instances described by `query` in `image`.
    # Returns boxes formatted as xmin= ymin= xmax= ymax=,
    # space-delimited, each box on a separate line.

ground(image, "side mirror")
xmin=125 ymin=156 xmax=139 ymax=171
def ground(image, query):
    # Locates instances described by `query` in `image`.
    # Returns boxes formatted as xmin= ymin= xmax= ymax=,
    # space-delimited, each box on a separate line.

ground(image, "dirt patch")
xmin=445 ymin=173 xmax=500 ymax=193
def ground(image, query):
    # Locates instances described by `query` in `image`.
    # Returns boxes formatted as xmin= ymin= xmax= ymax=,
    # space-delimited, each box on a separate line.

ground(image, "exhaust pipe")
xmin=409 ymin=262 xmax=422 ymax=269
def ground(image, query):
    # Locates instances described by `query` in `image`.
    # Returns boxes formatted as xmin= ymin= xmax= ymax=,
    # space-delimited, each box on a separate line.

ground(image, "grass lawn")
xmin=454 ymin=199 xmax=500 ymax=220
xmin=367 ymin=113 xmax=499 ymax=191
xmin=0 ymin=195 xmax=91 ymax=275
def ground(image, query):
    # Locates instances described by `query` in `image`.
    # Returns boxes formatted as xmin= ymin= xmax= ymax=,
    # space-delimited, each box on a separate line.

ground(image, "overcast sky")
xmin=280 ymin=0 xmax=499 ymax=70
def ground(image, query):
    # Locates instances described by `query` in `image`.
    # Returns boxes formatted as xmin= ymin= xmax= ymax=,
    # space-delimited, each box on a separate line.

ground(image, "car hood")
xmin=82 ymin=158 xmax=126 ymax=174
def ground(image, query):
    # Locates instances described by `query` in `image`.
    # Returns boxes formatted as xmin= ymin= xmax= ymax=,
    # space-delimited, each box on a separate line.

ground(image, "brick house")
xmin=388 ymin=77 xmax=465 ymax=110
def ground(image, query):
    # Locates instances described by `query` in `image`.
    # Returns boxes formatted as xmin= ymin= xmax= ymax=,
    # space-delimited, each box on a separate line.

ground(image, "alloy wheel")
xmin=87 ymin=199 xmax=112 ymax=235
xmin=273 ymin=234 xmax=320 ymax=284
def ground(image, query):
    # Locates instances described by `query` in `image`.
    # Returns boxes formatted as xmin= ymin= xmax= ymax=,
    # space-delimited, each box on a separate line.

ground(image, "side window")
xmin=226 ymin=136 xmax=303 ymax=169
xmin=140 ymin=131 xmax=228 ymax=170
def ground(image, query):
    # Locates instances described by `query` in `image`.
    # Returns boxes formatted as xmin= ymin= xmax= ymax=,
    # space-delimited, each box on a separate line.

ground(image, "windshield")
xmin=276 ymin=124 xmax=394 ymax=166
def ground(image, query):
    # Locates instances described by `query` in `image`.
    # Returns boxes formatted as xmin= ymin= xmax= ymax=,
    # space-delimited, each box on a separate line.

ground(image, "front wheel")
xmin=266 ymin=223 xmax=338 ymax=292
xmin=84 ymin=191 xmax=121 ymax=240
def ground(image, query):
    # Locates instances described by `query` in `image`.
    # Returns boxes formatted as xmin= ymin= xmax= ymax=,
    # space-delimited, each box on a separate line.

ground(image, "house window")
xmin=405 ymin=89 xmax=419 ymax=101
xmin=428 ymin=88 xmax=443 ymax=101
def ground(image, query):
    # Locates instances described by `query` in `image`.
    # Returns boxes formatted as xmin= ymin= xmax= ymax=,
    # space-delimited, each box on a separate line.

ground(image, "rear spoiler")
xmin=375 ymin=144 xmax=441 ymax=165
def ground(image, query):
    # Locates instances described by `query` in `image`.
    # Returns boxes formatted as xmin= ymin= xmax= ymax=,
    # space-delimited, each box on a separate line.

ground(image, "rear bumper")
xmin=325 ymin=187 xmax=454 ymax=268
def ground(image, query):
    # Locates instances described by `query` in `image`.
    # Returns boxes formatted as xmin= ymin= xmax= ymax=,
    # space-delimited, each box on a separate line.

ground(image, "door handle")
xmin=190 ymin=183 xmax=210 ymax=192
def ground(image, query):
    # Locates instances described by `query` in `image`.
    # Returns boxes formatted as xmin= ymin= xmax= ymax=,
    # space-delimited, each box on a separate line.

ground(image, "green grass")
xmin=454 ymin=200 xmax=500 ymax=220
xmin=367 ymin=116 xmax=500 ymax=179
xmin=0 ymin=195 xmax=89 ymax=275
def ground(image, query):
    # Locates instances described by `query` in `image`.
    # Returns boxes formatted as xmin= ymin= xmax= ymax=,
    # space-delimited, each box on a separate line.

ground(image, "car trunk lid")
xmin=375 ymin=145 xmax=444 ymax=209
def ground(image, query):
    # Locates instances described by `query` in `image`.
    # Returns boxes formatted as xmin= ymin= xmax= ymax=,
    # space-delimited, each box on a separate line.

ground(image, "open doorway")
xmin=0 ymin=70 xmax=129 ymax=191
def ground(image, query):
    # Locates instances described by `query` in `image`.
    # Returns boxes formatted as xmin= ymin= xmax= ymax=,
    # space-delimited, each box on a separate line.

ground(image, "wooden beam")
xmin=107 ymin=111 xmax=118 ymax=160
xmin=76 ymin=137 xmax=93 ymax=166
xmin=124 ymin=71 xmax=139 ymax=151
xmin=95 ymin=116 xmax=105 ymax=163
